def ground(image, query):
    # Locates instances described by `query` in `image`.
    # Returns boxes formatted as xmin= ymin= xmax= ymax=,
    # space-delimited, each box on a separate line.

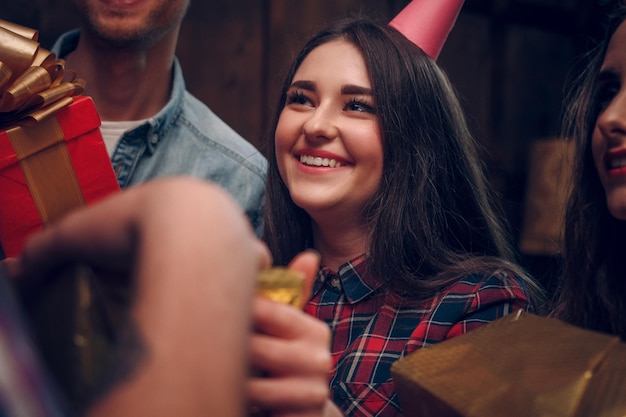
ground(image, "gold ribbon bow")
xmin=0 ymin=19 xmax=84 ymax=128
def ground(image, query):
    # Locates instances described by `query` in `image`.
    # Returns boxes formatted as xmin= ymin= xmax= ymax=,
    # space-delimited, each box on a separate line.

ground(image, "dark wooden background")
xmin=0 ymin=0 xmax=614 ymax=288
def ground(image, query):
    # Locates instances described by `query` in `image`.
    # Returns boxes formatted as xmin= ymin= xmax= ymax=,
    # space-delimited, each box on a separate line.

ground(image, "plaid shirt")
xmin=304 ymin=254 xmax=531 ymax=417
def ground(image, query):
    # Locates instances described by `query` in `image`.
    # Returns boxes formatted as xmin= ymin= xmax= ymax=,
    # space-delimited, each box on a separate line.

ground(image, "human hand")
xmin=249 ymin=250 xmax=333 ymax=417
xmin=9 ymin=176 xmax=270 ymax=285
xmin=9 ymin=177 xmax=271 ymax=417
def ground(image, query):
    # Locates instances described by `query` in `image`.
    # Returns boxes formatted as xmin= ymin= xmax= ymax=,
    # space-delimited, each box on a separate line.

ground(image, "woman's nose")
xmin=302 ymin=106 xmax=339 ymax=141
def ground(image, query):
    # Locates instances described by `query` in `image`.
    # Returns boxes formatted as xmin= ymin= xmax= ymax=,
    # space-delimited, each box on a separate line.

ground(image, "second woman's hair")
xmin=554 ymin=4 xmax=626 ymax=338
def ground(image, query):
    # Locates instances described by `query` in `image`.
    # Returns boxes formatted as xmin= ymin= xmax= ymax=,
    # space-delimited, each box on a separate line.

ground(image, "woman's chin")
xmin=606 ymin=197 xmax=626 ymax=221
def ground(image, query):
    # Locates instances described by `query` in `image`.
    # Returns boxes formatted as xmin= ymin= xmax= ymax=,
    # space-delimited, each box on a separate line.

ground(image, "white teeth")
xmin=610 ymin=158 xmax=626 ymax=169
xmin=299 ymin=154 xmax=342 ymax=167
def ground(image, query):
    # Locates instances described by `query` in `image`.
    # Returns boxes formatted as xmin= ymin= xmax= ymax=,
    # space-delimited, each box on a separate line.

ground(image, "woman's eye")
xmin=594 ymin=81 xmax=620 ymax=113
xmin=346 ymin=98 xmax=375 ymax=113
xmin=286 ymin=91 xmax=310 ymax=106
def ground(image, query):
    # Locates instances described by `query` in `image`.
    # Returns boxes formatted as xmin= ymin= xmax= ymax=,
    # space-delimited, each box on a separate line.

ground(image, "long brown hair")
xmin=263 ymin=17 xmax=541 ymax=304
xmin=554 ymin=4 xmax=626 ymax=339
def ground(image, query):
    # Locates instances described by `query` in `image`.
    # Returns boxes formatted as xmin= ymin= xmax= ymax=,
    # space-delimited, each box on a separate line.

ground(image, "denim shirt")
xmin=51 ymin=30 xmax=268 ymax=235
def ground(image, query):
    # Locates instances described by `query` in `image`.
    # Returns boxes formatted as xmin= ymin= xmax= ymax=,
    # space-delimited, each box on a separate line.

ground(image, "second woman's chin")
xmin=605 ymin=191 xmax=626 ymax=221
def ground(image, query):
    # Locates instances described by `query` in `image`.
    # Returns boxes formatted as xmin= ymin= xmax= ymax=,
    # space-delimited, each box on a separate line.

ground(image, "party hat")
xmin=390 ymin=0 xmax=465 ymax=59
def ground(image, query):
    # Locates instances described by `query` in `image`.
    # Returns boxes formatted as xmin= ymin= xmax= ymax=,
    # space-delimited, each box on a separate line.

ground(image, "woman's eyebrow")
xmin=289 ymin=80 xmax=316 ymax=90
xmin=341 ymin=84 xmax=372 ymax=95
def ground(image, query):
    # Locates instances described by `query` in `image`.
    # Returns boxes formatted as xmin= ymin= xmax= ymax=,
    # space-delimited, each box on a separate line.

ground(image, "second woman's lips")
xmin=605 ymin=147 xmax=626 ymax=171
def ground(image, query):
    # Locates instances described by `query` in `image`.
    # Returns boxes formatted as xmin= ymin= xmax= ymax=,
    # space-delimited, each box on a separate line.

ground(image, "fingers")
xmin=251 ymin=297 xmax=331 ymax=370
xmin=14 ymin=177 xmax=270 ymax=286
xmin=7 ymin=176 xmax=274 ymax=417
xmin=249 ymin=296 xmax=332 ymax=415
xmin=82 ymin=177 xmax=269 ymax=417
xmin=248 ymin=375 xmax=330 ymax=411
xmin=252 ymin=294 xmax=329 ymax=341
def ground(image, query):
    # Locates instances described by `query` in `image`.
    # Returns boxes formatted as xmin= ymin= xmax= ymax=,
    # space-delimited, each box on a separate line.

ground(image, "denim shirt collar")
xmin=51 ymin=29 xmax=185 ymax=155
xmin=137 ymin=59 xmax=184 ymax=155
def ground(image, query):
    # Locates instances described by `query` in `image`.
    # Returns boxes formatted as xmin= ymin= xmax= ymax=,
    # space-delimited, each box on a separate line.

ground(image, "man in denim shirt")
xmin=51 ymin=0 xmax=267 ymax=235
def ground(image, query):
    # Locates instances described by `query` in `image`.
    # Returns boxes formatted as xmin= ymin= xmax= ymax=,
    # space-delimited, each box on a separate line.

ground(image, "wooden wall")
xmin=0 ymin=0 xmax=407 ymax=147
xmin=177 ymin=0 xmax=409 ymax=148
xmin=0 ymin=0 xmax=612 ymax=284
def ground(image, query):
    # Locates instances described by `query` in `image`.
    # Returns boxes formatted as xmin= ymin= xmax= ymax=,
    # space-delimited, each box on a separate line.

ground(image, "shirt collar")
xmin=312 ymin=254 xmax=382 ymax=303
xmin=138 ymin=58 xmax=185 ymax=154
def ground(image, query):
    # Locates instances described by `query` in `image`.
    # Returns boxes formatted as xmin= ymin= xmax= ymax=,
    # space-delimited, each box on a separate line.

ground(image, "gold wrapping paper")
xmin=7 ymin=114 xmax=85 ymax=225
xmin=257 ymin=267 xmax=305 ymax=308
xmin=0 ymin=18 xmax=83 ymax=127
xmin=391 ymin=311 xmax=626 ymax=417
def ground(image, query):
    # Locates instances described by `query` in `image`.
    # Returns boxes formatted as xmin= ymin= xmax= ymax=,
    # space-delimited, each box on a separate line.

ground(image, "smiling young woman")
xmin=253 ymin=16 xmax=543 ymax=417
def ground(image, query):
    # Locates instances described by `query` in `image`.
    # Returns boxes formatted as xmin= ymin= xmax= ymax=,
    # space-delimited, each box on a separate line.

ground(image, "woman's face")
xmin=275 ymin=39 xmax=383 ymax=223
xmin=592 ymin=19 xmax=626 ymax=220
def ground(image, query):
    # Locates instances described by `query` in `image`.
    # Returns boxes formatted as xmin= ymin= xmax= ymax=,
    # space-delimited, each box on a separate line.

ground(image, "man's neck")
xmin=65 ymin=31 xmax=178 ymax=121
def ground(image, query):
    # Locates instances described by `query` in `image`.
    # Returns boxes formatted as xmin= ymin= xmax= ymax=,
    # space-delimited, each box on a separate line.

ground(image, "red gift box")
xmin=0 ymin=95 xmax=120 ymax=257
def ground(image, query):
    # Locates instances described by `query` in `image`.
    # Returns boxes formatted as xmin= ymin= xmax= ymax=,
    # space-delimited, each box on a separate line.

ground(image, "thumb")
xmin=287 ymin=250 xmax=320 ymax=309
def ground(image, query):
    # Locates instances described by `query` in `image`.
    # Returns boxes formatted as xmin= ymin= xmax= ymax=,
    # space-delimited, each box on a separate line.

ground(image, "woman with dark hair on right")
xmin=553 ymin=2 xmax=626 ymax=340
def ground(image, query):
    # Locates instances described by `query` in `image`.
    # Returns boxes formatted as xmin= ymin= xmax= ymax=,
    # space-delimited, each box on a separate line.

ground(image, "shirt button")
xmin=331 ymin=277 xmax=341 ymax=288
xmin=150 ymin=134 xmax=158 ymax=145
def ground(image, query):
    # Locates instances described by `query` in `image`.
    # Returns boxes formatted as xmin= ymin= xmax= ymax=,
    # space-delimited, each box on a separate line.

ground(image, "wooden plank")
xmin=177 ymin=0 xmax=265 ymax=147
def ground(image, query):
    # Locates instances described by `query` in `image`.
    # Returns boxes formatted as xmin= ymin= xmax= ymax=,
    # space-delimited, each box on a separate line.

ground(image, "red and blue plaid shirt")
xmin=303 ymin=254 xmax=532 ymax=417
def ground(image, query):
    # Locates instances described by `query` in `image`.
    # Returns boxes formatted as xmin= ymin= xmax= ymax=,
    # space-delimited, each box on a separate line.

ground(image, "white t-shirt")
xmin=99 ymin=120 xmax=147 ymax=157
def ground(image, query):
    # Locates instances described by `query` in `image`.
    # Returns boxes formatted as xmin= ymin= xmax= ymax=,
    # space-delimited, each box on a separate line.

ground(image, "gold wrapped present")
xmin=391 ymin=311 xmax=626 ymax=417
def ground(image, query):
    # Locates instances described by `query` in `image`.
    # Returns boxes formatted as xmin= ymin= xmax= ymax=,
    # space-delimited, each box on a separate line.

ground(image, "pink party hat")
xmin=390 ymin=0 xmax=465 ymax=59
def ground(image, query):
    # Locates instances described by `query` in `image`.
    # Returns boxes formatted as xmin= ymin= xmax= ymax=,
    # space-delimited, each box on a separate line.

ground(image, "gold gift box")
xmin=391 ymin=311 xmax=626 ymax=417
